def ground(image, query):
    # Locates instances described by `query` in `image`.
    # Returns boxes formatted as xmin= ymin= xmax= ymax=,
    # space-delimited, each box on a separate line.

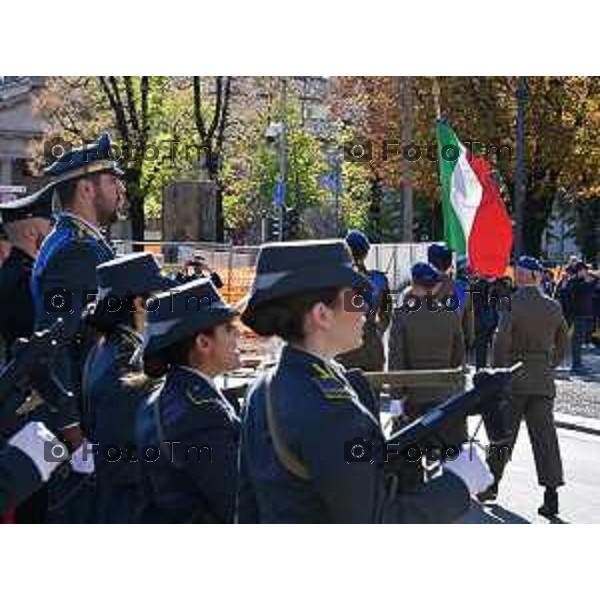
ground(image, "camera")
xmin=343 ymin=139 xmax=372 ymax=163
xmin=44 ymin=287 xmax=74 ymax=314
xmin=344 ymin=437 xmax=374 ymax=463
xmin=43 ymin=137 xmax=73 ymax=166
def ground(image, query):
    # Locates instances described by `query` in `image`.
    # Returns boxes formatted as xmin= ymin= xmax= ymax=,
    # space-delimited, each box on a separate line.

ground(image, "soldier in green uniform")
xmin=480 ymin=256 xmax=569 ymax=519
xmin=337 ymin=230 xmax=391 ymax=373
xmin=388 ymin=262 xmax=467 ymax=448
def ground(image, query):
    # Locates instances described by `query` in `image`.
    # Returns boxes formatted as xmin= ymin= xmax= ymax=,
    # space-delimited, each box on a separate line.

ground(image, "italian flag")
xmin=436 ymin=120 xmax=513 ymax=277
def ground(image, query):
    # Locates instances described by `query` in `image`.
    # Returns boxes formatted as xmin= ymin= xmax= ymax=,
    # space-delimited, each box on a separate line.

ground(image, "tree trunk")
xmin=126 ymin=169 xmax=145 ymax=249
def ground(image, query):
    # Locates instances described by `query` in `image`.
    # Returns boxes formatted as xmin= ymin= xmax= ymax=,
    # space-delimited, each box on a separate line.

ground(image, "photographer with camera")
xmin=174 ymin=250 xmax=224 ymax=289
xmin=237 ymin=240 xmax=474 ymax=524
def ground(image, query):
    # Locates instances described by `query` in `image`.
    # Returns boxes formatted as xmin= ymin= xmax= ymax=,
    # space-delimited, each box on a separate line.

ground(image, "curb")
xmin=555 ymin=412 xmax=600 ymax=436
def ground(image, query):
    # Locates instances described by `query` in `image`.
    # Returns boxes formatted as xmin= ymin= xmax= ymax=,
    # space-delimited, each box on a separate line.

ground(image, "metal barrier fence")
xmin=113 ymin=239 xmax=433 ymax=362
xmin=113 ymin=239 xmax=433 ymax=300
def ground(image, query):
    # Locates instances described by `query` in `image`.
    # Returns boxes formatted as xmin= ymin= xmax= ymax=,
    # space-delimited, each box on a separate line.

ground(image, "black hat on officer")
xmin=44 ymin=132 xmax=124 ymax=184
xmin=411 ymin=261 xmax=442 ymax=287
xmin=241 ymin=240 xmax=368 ymax=336
xmin=144 ymin=278 xmax=238 ymax=359
xmin=0 ymin=184 xmax=54 ymax=224
xmin=96 ymin=252 xmax=176 ymax=302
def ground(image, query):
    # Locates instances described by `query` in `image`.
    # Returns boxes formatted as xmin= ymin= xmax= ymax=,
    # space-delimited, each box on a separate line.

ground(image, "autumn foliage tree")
xmin=34 ymin=76 xmax=193 ymax=242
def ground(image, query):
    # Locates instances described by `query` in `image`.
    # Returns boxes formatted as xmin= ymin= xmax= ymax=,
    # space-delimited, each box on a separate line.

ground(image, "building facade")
xmin=0 ymin=76 xmax=46 ymax=200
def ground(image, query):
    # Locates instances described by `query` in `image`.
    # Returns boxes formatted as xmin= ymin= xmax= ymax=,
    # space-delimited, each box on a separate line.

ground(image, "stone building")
xmin=0 ymin=76 xmax=46 ymax=200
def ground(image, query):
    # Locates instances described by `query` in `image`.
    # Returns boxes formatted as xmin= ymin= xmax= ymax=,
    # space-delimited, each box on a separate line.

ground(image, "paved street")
xmin=466 ymin=421 xmax=600 ymax=524
xmin=554 ymin=347 xmax=600 ymax=419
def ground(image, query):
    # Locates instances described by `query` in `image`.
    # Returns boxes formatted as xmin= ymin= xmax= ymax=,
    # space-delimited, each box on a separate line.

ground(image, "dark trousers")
xmin=488 ymin=394 xmax=564 ymax=488
xmin=572 ymin=316 xmax=593 ymax=369
xmin=474 ymin=332 xmax=493 ymax=370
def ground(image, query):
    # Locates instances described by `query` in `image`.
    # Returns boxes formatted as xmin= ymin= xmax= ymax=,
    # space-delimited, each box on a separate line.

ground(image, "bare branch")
xmin=215 ymin=77 xmax=232 ymax=158
xmin=123 ymin=76 xmax=140 ymax=135
xmin=98 ymin=76 xmax=130 ymax=145
xmin=193 ymin=76 xmax=207 ymax=141
xmin=207 ymin=76 xmax=223 ymax=141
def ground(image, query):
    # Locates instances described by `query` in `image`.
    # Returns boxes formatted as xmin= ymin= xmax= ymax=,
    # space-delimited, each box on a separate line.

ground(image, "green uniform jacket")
xmin=492 ymin=286 xmax=569 ymax=397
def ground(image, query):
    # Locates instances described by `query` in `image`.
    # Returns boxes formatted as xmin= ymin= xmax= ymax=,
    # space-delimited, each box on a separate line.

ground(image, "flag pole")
xmin=432 ymin=77 xmax=442 ymax=243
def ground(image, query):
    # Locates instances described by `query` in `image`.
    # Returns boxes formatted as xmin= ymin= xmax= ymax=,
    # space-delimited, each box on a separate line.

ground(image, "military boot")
xmin=476 ymin=481 xmax=498 ymax=503
xmin=537 ymin=487 xmax=559 ymax=518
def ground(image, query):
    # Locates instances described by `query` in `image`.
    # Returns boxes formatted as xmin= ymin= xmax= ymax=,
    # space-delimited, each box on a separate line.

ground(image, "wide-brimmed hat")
xmin=45 ymin=132 xmax=124 ymax=184
xmin=96 ymin=252 xmax=176 ymax=302
xmin=144 ymin=278 xmax=238 ymax=358
xmin=241 ymin=240 xmax=368 ymax=334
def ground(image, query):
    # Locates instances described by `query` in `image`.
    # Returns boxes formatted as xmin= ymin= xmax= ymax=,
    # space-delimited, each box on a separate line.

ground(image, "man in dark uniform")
xmin=481 ymin=256 xmax=569 ymax=518
xmin=32 ymin=133 xmax=125 ymax=442
xmin=337 ymin=229 xmax=392 ymax=373
xmin=0 ymin=186 xmax=54 ymax=522
xmin=0 ymin=186 xmax=54 ymax=360
xmin=31 ymin=133 xmax=125 ymax=523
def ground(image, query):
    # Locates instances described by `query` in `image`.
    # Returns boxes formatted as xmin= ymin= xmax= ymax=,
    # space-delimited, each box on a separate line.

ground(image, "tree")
xmin=332 ymin=76 xmax=600 ymax=255
xmin=34 ymin=76 xmax=192 ymax=241
xmin=222 ymin=78 xmax=331 ymax=242
xmin=191 ymin=76 xmax=232 ymax=242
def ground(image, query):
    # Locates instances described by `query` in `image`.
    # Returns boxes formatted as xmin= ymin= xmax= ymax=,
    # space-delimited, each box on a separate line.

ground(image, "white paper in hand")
xmin=444 ymin=444 xmax=494 ymax=496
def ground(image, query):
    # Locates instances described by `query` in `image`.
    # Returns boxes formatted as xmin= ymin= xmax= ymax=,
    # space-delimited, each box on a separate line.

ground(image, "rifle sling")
xmin=265 ymin=369 xmax=311 ymax=482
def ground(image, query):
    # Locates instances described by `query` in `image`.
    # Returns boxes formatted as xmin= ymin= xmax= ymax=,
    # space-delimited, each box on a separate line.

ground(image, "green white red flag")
xmin=436 ymin=120 xmax=513 ymax=277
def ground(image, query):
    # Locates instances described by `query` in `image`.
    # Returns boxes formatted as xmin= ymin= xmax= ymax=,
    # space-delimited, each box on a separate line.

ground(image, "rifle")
xmin=383 ymin=363 xmax=522 ymax=480
xmin=0 ymin=319 xmax=73 ymax=428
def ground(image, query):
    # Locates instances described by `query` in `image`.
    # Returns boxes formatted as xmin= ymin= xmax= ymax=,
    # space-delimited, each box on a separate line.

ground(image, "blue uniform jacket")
xmin=82 ymin=325 xmax=145 ymax=523
xmin=31 ymin=213 xmax=114 ymax=429
xmin=237 ymin=345 xmax=385 ymax=524
xmin=135 ymin=366 xmax=240 ymax=523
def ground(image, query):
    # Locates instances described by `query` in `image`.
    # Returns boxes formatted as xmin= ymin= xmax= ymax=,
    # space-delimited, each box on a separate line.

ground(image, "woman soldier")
xmin=82 ymin=252 xmax=176 ymax=523
xmin=237 ymin=240 xmax=475 ymax=524
xmin=135 ymin=278 xmax=241 ymax=523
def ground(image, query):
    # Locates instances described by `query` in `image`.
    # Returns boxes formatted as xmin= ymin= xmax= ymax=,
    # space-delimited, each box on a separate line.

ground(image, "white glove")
xmin=70 ymin=442 xmax=95 ymax=475
xmin=8 ymin=421 xmax=69 ymax=482
xmin=443 ymin=444 xmax=494 ymax=496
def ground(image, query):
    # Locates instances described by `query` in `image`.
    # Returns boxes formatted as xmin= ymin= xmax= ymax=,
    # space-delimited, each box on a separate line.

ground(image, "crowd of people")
xmin=0 ymin=133 xmax=590 ymax=524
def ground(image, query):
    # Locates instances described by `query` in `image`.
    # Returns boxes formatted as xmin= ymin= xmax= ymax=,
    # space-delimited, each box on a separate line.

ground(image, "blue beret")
xmin=428 ymin=242 xmax=452 ymax=267
xmin=45 ymin=132 xmax=124 ymax=183
xmin=345 ymin=229 xmax=371 ymax=256
xmin=411 ymin=261 xmax=442 ymax=284
xmin=516 ymin=255 xmax=543 ymax=273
